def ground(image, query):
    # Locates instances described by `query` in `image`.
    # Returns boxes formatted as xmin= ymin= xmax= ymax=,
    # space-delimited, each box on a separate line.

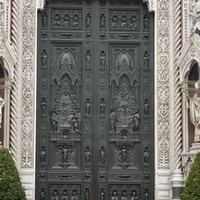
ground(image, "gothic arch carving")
xmin=177 ymin=35 xmax=200 ymax=178
xmin=0 ymin=36 xmax=17 ymax=80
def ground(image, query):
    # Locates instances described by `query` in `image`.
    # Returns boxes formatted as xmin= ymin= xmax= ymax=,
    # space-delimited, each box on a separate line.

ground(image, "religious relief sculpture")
xmin=144 ymin=51 xmax=149 ymax=69
xmin=62 ymin=145 xmax=72 ymax=164
xmin=85 ymin=146 xmax=91 ymax=164
xmin=62 ymin=189 xmax=68 ymax=200
xmin=130 ymin=15 xmax=138 ymax=29
xmin=85 ymin=50 xmax=91 ymax=69
xmin=71 ymin=190 xmax=78 ymax=200
xmin=52 ymin=189 xmax=59 ymax=200
xmin=118 ymin=145 xmax=130 ymax=168
xmin=121 ymin=190 xmax=128 ymax=200
xmin=85 ymin=98 xmax=91 ymax=115
xmin=144 ymin=99 xmax=149 ymax=116
xmin=40 ymin=146 xmax=46 ymax=164
xmin=41 ymin=98 xmax=47 ymax=115
xmin=63 ymin=14 xmax=70 ymax=27
xmin=51 ymin=81 xmax=81 ymax=134
xmin=187 ymin=80 xmax=200 ymax=142
xmin=111 ymin=15 xmax=119 ymax=28
xmin=100 ymin=188 xmax=105 ymax=200
xmin=42 ymin=50 xmax=47 ymax=68
xmin=110 ymin=79 xmax=139 ymax=133
xmin=143 ymin=14 xmax=149 ymax=30
xmin=0 ymin=96 xmax=4 ymax=128
xmin=86 ymin=13 xmax=91 ymax=28
xmin=100 ymin=14 xmax=106 ymax=29
xmin=144 ymin=147 xmax=150 ymax=165
xmin=144 ymin=189 xmax=149 ymax=200
xmin=100 ymin=51 xmax=106 ymax=69
xmin=85 ymin=188 xmax=90 ymax=200
xmin=40 ymin=188 xmax=45 ymax=200
xmin=131 ymin=190 xmax=138 ymax=200
xmin=72 ymin=15 xmax=79 ymax=27
xmin=100 ymin=98 xmax=106 ymax=115
xmin=111 ymin=190 xmax=118 ymax=200
xmin=42 ymin=12 xmax=48 ymax=28
xmin=54 ymin=14 xmax=61 ymax=27
xmin=121 ymin=15 xmax=128 ymax=28
xmin=99 ymin=146 xmax=106 ymax=164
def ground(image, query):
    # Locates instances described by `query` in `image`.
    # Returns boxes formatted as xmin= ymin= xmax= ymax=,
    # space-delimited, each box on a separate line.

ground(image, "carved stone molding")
xmin=157 ymin=0 xmax=170 ymax=169
xmin=21 ymin=0 xmax=36 ymax=168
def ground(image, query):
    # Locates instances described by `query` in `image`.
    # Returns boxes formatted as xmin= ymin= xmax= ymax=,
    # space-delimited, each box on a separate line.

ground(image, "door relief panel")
xmin=37 ymin=0 xmax=154 ymax=199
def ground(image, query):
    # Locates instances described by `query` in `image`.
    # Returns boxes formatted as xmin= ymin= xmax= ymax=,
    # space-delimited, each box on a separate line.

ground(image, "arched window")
xmin=188 ymin=63 xmax=199 ymax=81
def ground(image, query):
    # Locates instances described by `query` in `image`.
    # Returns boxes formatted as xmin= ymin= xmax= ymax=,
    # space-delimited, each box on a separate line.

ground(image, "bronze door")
xmin=36 ymin=0 xmax=154 ymax=199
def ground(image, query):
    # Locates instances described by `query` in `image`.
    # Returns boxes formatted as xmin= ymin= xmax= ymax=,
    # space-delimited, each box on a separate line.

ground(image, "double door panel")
xmin=37 ymin=0 xmax=154 ymax=199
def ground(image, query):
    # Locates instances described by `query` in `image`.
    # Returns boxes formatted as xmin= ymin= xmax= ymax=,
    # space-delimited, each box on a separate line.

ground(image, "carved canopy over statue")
xmin=188 ymin=80 xmax=200 ymax=143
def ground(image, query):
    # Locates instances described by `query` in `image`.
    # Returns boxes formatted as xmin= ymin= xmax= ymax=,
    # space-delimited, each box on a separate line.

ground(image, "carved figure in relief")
xmin=144 ymin=14 xmax=149 ymax=30
xmin=100 ymin=51 xmax=106 ymax=68
xmin=0 ymin=95 xmax=4 ymax=128
xmin=131 ymin=190 xmax=138 ymax=200
xmin=144 ymin=189 xmax=149 ymax=200
xmin=130 ymin=15 xmax=138 ymax=29
xmin=54 ymin=14 xmax=61 ymax=27
xmin=63 ymin=130 xmax=69 ymax=139
xmin=144 ymin=51 xmax=149 ymax=69
xmin=100 ymin=98 xmax=105 ymax=115
xmin=72 ymin=108 xmax=81 ymax=131
xmin=86 ymin=13 xmax=91 ymax=28
xmin=51 ymin=109 xmax=58 ymax=132
xmin=121 ymin=15 xmax=128 ymax=28
xmin=40 ymin=188 xmax=45 ymax=200
xmin=187 ymin=80 xmax=200 ymax=142
xmin=85 ymin=188 xmax=90 ymax=200
xmin=41 ymin=98 xmax=46 ymax=115
xmin=42 ymin=12 xmax=47 ymax=28
xmin=100 ymin=188 xmax=105 ymax=200
xmin=42 ymin=49 xmax=47 ymax=67
xmin=99 ymin=146 xmax=106 ymax=164
xmin=111 ymin=190 xmax=118 ymax=200
xmin=121 ymin=131 xmax=128 ymax=140
xmin=100 ymin=14 xmax=106 ymax=28
xmin=62 ymin=145 xmax=72 ymax=164
xmin=132 ymin=109 xmax=139 ymax=131
xmin=40 ymin=146 xmax=46 ymax=164
xmin=62 ymin=189 xmax=69 ymax=200
xmin=110 ymin=109 xmax=117 ymax=131
xmin=85 ymin=146 xmax=90 ymax=164
xmin=63 ymin=14 xmax=70 ymax=27
xmin=52 ymin=190 xmax=59 ymax=200
xmin=111 ymin=79 xmax=139 ymax=130
xmin=85 ymin=50 xmax=91 ymax=69
xmin=71 ymin=190 xmax=78 ymax=200
xmin=144 ymin=147 xmax=150 ymax=165
xmin=85 ymin=98 xmax=91 ymax=115
xmin=118 ymin=145 xmax=129 ymax=164
xmin=144 ymin=99 xmax=149 ymax=115
xmin=121 ymin=190 xmax=128 ymax=200
xmin=72 ymin=15 xmax=79 ymax=27
xmin=111 ymin=15 xmax=119 ymax=28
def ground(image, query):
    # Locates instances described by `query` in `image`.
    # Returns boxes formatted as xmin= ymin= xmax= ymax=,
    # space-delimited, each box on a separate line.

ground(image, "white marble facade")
xmin=0 ymin=0 xmax=200 ymax=199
